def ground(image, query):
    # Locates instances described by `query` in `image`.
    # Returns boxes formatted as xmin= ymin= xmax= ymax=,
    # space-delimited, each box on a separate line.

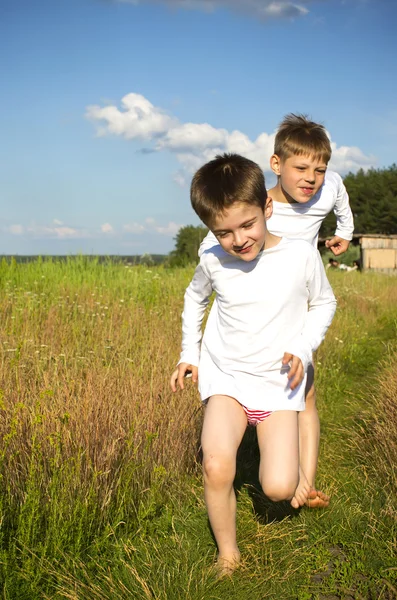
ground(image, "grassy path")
xmin=43 ymin=273 xmax=397 ymax=600
xmin=0 ymin=265 xmax=396 ymax=599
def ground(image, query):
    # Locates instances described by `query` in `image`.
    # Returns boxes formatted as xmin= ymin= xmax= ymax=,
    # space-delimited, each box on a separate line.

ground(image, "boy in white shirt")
xmin=170 ymin=153 xmax=336 ymax=575
xmin=199 ymin=114 xmax=354 ymax=510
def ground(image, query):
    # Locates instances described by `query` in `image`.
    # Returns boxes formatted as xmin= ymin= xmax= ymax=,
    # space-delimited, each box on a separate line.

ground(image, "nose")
xmin=233 ymin=230 xmax=247 ymax=248
xmin=304 ymin=171 xmax=315 ymax=184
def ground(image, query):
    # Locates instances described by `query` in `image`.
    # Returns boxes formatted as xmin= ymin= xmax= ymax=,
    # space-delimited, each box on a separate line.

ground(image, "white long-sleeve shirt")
xmin=199 ymin=170 xmax=354 ymax=254
xmin=180 ymin=238 xmax=336 ymax=412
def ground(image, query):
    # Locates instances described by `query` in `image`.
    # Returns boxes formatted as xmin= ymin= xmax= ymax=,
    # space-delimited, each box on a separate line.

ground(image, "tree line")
xmin=171 ymin=164 xmax=397 ymax=265
xmin=320 ymin=164 xmax=397 ymax=238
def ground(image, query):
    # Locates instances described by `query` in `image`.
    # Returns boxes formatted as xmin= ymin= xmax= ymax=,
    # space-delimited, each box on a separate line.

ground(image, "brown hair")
xmin=190 ymin=153 xmax=267 ymax=227
xmin=274 ymin=113 xmax=332 ymax=163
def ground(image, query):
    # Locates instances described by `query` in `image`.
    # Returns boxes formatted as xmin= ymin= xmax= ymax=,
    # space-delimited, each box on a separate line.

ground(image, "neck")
xmin=263 ymin=229 xmax=282 ymax=250
xmin=268 ymin=181 xmax=297 ymax=205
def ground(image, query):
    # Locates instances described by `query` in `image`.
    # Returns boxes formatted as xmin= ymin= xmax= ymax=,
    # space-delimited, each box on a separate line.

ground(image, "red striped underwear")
xmin=242 ymin=406 xmax=273 ymax=426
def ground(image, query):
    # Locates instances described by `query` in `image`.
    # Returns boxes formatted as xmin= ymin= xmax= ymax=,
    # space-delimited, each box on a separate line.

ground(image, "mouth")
xmin=235 ymin=244 xmax=253 ymax=255
xmin=300 ymin=187 xmax=314 ymax=195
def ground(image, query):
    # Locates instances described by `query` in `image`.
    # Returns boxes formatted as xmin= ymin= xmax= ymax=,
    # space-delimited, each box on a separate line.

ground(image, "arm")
xmin=198 ymin=230 xmax=218 ymax=257
xmin=287 ymin=251 xmax=337 ymax=373
xmin=178 ymin=261 xmax=213 ymax=368
xmin=325 ymin=174 xmax=354 ymax=256
xmin=170 ymin=261 xmax=213 ymax=392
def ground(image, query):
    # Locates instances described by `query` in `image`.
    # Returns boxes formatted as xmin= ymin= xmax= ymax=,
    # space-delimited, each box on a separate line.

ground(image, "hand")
xmin=282 ymin=353 xmax=304 ymax=390
xmin=170 ymin=362 xmax=198 ymax=392
xmin=325 ymin=236 xmax=350 ymax=256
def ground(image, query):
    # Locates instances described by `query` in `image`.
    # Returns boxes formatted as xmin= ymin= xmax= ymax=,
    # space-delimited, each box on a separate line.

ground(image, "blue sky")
xmin=1 ymin=0 xmax=396 ymax=255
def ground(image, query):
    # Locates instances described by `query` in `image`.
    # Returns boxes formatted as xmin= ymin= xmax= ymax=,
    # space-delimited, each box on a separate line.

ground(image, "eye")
xmin=296 ymin=166 xmax=306 ymax=171
xmin=216 ymin=232 xmax=228 ymax=239
xmin=243 ymin=221 xmax=255 ymax=229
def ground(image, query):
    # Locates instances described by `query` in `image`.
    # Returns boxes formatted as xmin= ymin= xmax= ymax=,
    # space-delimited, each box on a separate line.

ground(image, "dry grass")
xmin=0 ymin=259 xmax=202 ymax=556
xmin=351 ymin=352 xmax=397 ymax=519
xmin=1 ymin=260 xmax=397 ymax=599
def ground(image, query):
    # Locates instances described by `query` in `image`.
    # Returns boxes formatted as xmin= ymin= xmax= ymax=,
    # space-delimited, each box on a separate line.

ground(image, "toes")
xmin=305 ymin=494 xmax=330 ymax=508
xmin=317 ymin=490 xmax=330 ymax=501
xmin=307 ymin=489 xmax=318 ymax=500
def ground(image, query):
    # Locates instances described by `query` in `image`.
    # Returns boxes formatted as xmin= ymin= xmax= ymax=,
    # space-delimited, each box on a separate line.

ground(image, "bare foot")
xmin=305 ymin=489 xmax=330 ymax=508
xmin=290 ymin=468 xmax=312 ymax=508
xmin=215 ymin=552 xmax=241 ymax=579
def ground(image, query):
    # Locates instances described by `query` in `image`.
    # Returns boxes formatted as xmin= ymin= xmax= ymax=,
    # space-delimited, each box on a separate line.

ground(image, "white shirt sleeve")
xmin=178 ymin=260 xmax=213 ymax=367
xmin=286 ymin=251 xmax=337 ymax=371
xmin=332 ymin=173 xmax=354 ymax=241
xmin=198 ymin=230 xmax=218 ymax=257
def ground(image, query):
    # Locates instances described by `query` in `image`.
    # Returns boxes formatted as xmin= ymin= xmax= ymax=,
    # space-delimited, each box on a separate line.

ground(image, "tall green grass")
xmin=0 ymin=259 xmax=396 ymax=599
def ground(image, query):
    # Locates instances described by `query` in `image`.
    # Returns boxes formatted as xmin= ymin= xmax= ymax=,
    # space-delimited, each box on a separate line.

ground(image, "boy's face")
xmin=271 ymin=153 xmax=327 ymax=204
xmin=210 ymin=201 xmax=271 ymax=262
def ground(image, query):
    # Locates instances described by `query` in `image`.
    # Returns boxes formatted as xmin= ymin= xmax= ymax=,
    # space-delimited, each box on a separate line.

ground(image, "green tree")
xmin=320 ymin=164 xmax=397 ymax=237
xmin=169 ymin=225 xmax=209 ymax=266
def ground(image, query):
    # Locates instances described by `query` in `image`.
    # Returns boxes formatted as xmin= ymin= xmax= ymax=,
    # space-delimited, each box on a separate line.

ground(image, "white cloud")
xmin=87 ymin=91 xmax=376 ymax=182
xmin=101 ymin=222 xmax=114 ymax=233
xmin=329 ymin=143 xmax=377 ymax=173
xmin=53 ymin=218 xmax=63 ymax=225
xmin=4 ymin=218 xmax=184 ymax=244
xmin=122 ymin=218 xmax=184 ymax=236
xmin=115 ymin=0 xmax=310 ymax=21
xmin=153 ymin=221 xmax=182 ymax=236
xmin=27 ymin=225 xmax=82 ymax=239
xmin=123 ymin=222 xmax=146 ymax=233
xmin=86 ymin=93 xmax=175 ymax=140
xmin=9 ymin=224 xmax=24 ymax=235
xmin=6 ymin=222 xmax=89 ymax=240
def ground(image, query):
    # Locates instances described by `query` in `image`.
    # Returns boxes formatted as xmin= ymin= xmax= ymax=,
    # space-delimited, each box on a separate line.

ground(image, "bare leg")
xmin=201 ymin=395 xmax=247 ymax=575
xmin=291 ymin=365 xmax=329 ymax=508
xmin=257 ymin=411 xmax=300 ymax=502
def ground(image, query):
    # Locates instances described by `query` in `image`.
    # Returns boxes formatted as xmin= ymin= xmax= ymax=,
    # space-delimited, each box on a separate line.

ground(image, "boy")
xmin=170 ymin=153 xmax=336 ymax=575
xmin=199 ymin=114 xmax=354 ymax=509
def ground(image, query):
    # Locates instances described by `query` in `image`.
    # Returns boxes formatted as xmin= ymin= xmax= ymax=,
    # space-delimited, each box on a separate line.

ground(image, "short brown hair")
xmin=190 ymin=153 xmax=267 ymax=227
xmin=274 ymin=113 xmax=331 ymax=163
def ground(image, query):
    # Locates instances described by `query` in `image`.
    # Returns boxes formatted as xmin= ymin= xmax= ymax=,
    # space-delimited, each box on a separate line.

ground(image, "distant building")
xmin=319 ymin=234 xmax=397 ymax=275
xmin=354 ymin=234 xmax=397 ymax=274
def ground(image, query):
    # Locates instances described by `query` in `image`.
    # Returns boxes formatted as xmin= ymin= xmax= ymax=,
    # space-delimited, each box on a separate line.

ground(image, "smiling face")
xmin=211 ymin=201 xmax=271 ymax=261
xmin=270 ymin=153 xmax=327 ymax=204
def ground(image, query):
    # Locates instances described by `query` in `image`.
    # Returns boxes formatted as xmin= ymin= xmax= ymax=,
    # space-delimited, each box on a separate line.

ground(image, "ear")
xmin=270 ymin=154 xmax=281 ymax=176
xmin=264 ymin=196 xmax=273 ymax=220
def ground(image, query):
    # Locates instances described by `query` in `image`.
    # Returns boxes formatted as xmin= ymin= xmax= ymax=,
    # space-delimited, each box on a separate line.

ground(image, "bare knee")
xmin=260 ymin=475 xmax=298 ymax=502
xmin=203 ymin=454 xmax=235 ymax=488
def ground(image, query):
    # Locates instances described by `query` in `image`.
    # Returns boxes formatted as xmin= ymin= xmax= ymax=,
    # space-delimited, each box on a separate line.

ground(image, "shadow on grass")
xmin=234 ymin=426 xmax=300 ymax=524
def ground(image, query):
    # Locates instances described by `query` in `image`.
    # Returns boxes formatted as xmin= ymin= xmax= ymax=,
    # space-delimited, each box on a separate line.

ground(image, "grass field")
xmin=0 ymin=258 xmax=396 ymax=599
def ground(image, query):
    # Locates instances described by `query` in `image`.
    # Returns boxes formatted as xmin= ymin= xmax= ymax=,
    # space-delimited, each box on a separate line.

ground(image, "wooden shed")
xmin=353 ymin=234 xmax=397 ymax=274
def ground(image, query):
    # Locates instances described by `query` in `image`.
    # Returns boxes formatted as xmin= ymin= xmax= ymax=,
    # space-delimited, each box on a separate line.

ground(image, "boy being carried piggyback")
xmin=171 ymin=152 xmax=337 ymax=576
xmin=199 ymin=114 xmax=354 ymax=509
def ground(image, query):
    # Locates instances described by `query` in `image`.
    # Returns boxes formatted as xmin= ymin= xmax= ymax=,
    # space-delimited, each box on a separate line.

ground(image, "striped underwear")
xmin=242 ymin=406 xmax=273 ymax=426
